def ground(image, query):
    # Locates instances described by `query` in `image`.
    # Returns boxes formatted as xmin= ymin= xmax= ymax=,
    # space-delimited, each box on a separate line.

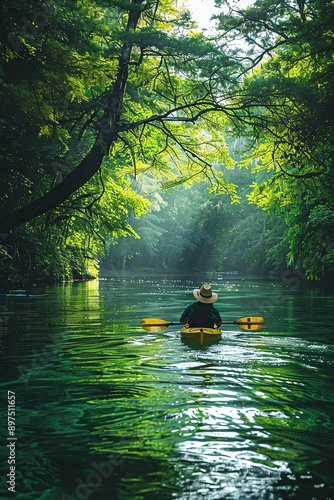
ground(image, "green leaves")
xmin=2 ymin=0 xmax=333 ymax=283
xmin=223 ymin=0 xmax=334 ymax=279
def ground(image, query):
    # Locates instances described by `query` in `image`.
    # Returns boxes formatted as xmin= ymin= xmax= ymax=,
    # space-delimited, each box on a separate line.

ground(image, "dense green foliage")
xmin=217 ymin=0 xmax=334 ymax=278
xmin=0 ymin=0 xmax=333 ymax=284
xmin=103 ymin=147 xmax=288 ymax=276
xmin=0 ymin=0 xmax=236 ymax=285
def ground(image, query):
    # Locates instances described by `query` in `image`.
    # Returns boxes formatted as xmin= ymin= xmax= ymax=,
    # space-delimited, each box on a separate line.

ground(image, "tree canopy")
xmin=216 ymin=0 xmax=334 ymax=278
xmin=1 ymin=0 xmax=333 ymax=284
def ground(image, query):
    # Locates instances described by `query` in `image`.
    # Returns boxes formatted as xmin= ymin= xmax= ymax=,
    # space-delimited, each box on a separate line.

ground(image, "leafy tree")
xmin=0 ymin=0 xmax=246 ymax=284
xmin=103 ymin=157 xmax=287 ymax=276
xmin=0 ymin=0 xmax=241 ymax=233
xmin=216 ymin=0 xmax=334 ymax=278
xmin=3 ymin=0 xmax=333 ymax=283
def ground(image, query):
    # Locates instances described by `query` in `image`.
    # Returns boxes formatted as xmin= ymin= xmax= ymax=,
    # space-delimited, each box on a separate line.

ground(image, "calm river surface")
xmin=0 ymin=275 xmax=334 ymax=499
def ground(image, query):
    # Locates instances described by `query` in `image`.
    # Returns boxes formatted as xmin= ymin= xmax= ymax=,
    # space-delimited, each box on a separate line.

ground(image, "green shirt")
xmin=180 ymin=302 xmax=222 ymax=328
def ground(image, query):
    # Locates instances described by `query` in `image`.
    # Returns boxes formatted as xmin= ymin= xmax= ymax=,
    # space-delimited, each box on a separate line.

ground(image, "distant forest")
xmin=1 ymin=0 xmax=333 ymax=286
xmin=101 ymin=144 xmax=286 ymax=277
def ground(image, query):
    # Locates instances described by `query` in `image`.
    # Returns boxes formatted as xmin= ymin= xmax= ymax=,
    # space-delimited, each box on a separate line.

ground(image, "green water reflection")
xmin=0 ymin=277 xmax=334 ymax=499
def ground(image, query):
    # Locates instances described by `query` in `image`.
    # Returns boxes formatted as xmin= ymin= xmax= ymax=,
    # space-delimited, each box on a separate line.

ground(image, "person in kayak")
xmin=180 ymin=283 xmax=222 ymax=328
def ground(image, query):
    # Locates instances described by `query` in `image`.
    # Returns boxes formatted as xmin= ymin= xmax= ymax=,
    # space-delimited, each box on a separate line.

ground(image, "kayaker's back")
xmin=187 ymin=302 xmax=217 ymax=328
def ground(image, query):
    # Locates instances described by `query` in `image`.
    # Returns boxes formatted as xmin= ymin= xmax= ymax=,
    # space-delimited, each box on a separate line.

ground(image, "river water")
xmin=0 ymin=275 xmax=333 ymax=499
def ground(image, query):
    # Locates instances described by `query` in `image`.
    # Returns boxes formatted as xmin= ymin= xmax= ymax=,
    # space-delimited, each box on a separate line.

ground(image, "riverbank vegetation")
xmin=1 ymin=0 xmax=333 ymax=286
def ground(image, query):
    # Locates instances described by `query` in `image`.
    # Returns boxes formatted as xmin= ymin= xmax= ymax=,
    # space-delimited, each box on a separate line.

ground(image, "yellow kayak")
xmin=181 ymin=326 xmax=221 ymax=345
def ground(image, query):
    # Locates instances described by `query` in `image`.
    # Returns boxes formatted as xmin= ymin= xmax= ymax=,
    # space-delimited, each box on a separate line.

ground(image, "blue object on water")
xmin=0 ymin=290 xmax=48 ymax=298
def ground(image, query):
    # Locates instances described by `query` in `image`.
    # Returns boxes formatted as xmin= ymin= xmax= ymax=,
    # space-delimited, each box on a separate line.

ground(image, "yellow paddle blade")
xmin=140 ymin=318 xmax=172 ymax=332
xmin=235 ymin=316 xmax=265 ymax=331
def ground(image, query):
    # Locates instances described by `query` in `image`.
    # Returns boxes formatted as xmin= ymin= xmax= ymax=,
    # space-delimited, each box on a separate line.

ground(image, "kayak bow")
xmin=181 ymin=326 xmax=221 ymax=346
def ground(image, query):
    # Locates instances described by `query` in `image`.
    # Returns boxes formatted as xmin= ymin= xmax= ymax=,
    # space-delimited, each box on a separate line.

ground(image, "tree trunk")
xmin=1 ymin=144 xmax=106 ymax=232
xmin=0 ymin=0 xmax=145 ymax=234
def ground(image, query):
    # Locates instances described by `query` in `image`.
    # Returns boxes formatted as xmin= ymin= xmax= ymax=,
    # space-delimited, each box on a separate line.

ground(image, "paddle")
xmin=140 ymin=316 xmax=264 ymax=332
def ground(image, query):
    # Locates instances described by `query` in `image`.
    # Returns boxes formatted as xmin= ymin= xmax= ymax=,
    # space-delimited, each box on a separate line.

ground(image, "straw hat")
xmin=193 ymin=283 xmax=218 ymax=304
